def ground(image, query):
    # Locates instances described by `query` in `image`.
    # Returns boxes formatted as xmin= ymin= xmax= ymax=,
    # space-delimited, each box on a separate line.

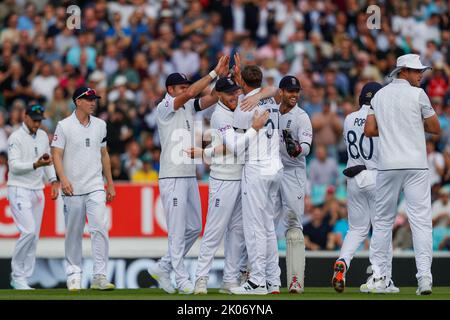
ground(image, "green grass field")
xmin=0 ymin=287 xmax=449 ymax=300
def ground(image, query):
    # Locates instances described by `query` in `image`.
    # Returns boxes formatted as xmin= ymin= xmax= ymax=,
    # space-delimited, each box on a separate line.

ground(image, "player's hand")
xmin=251 ymin=110 xmax=270 ymax=131
xmin=106 ymin=184 xmax=116 ymax=202
xmin=214 ymin=55 xmax=230 ymax=77
xmin=232 ymin=53 xmax=244 ymax=86
xmin=50 ymin=181 xmax=59 ymax=200
xmin=240 ymin=95 xmax=261 ymax=112
xmin=183 ymin=147 xmax=204 ymax=159
xmin=34 ymin=153 xmax=52 ymax=168
xmin=60 ymin=178 xmax=74 ymax=196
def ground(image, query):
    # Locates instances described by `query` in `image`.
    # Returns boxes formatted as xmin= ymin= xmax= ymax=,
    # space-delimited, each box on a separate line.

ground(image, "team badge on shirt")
xmin=85 ymin=138 xmax=90 ymax=147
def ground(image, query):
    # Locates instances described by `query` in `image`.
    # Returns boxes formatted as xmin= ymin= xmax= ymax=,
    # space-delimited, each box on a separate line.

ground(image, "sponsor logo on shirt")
xmin=218 ymin=125 xmax=232 ymax=133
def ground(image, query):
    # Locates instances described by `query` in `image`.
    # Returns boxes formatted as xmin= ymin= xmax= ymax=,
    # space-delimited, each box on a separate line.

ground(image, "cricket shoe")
xmin=178 ymin=281 xmax=194 ymax=295
xmin=230 ymin=280 xmax=268 ymax=295
xmin=267 ymin=281 xmax=280 ymax=294
xmin=416 ymin=277 xmax=432 ymax=296
xmin=67 ymin=273 xmax=81 ymax=291
xmin=10 ymin=277 xmax=34 ymax=290
xmin=194 ymin=277 xmax=208 ymax=295
xmin=90 ymin=274 xmax=115 ymax=290
xmin=148 ymin=263 xmax=175 ymax=294
xmin=219 ymin=281 xmax=239 ymax=294
xmin=385 ymin=279 xmax=400 ymax=293
xmin=289 ymin=276 xmax=304 ymax=294
xmin=332 ymin=259 xmax=347 ymax=293
xmin=360 ymin=275 xmax=386 ymax=293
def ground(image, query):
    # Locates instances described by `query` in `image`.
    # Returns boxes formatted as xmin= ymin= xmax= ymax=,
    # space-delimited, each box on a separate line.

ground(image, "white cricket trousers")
xmin=8 ymin=187 xmax=45 ymax=280
xmin=274 ymin=168 xmax=306 ymax=231
xmin=158 ymin=177 xmax=202 ymax=288
xmin=340 ymin=176 xmax=393 ymax=277
xmin=241 ymin=166 xmax=282 ymax=287
xmin=370 ymin=170 xmax=432 ymax=282
xmin=63 ymin=190 xmax=109 ymax=276
xmin=195 ymin=178 xmax=245 ymax=283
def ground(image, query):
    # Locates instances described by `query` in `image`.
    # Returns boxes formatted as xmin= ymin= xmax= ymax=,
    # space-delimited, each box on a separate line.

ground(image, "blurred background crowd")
xmin=0 ymin=0 xmax=449 ymax=251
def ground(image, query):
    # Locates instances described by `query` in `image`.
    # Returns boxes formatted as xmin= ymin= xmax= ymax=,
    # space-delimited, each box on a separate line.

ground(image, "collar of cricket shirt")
xmin=218 ymin=100 xmax=232 ymax=112
xmin=21 ymin=122 xmax=36 ymax=138
xmin=392 ymin=78 xmax=411 ymax=86
xmin=243 ymin=87 xmax=261 ymax=99
xmin=72 ymin=111 xmax=91 ymax=128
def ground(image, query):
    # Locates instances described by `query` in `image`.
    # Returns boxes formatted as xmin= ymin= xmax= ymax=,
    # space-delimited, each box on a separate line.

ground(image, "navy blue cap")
xmin=279 ymin=75 xmax=302 ymax=90
xmin=165 ymin=73 xmax=192 ymax=88
xmin=359 ymin=82 xmax=382 ymax=107
xmin=26 ymin=104 xmax=46 ymax=120
xmin=72 ymin=87 xmax=101 ymax=103
xmin=215 ymin=77 xmax=240 ymax=93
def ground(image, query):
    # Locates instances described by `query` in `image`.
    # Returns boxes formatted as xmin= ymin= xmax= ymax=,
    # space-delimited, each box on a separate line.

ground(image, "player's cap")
xmin=72 ymin=87 xmax=101 ymax=103
xmin=279 ymin=76 xmax=301 ymax=90
xmin=215 ymin=77 xmax=240 ymax=93
xmin=165 ymin=73 xmax=192 ymax=88
xmin=359 ymin=82 xmax=382 ymax=107
xmin=389 ymin=54 xmax=431 ymax=77
xmin=26 ymin=103 xmax=46 ymax=120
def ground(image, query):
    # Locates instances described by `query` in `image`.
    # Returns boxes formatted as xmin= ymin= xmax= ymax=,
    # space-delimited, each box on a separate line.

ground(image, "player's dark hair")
xmin=241 ymin=65 xmax=262 ymax=88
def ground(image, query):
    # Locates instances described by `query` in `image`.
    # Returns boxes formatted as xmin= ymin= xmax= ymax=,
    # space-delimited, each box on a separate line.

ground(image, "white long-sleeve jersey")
xmin=7 ymin=123 xmax=56 ymax=190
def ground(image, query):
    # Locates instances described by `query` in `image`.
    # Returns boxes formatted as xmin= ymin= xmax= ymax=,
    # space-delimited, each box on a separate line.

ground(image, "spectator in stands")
xmin=427 ymin=140 xmax=445 ymax=194
xmin=303 ymin=206 xmax=333 ymax=250
xmin=131 ymin=154 xmax=158 ymax=183
xmin=432 ymin=187 xmax=450 ymax=228
xmin=110 ymin=153 xmax=129 ymax=181
xmin=309 ymin=144 xmax=339 ymax=187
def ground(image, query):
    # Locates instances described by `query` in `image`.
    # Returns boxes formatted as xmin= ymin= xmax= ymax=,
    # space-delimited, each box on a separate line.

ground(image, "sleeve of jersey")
xmin=185 ymin=98 xmax=202 ymax=114
xmin=51 ymin=123 xmax=66 ymax=149
xmin=157 ymin=96 xmax=176 ymax=121
xmin=233 ymin=106 xmax=253 ymax=130
xmin=7 ymin=136 xmax=34 ymax=174
xmin=100 ymin=121 xmax=107 ymax=148
xmin=297 ymin=114 xmax=313 ymax=157
xmin=221 ymin=126 xmax=257 ymax=157
xmin=419 ymin=90 xmax=435 ymax=119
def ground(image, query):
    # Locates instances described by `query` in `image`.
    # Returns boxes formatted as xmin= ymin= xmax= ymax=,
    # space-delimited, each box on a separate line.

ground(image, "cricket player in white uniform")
xmin=331 ymin=82 xmax=398 ymax=294
xmin=272 ymin=76 xmax=312 ymax=294
xmin=365 ymin=54 xmax=440 ymax=295
xmin=7 ymin=103 xmax=59 ymax=290
xmin=148 ymin=56 xmax=231 ymax=294
xmin=192 ymin=77 xmax=270 ymax=294
xmin=52 ymin=87 xmax=116 ymax=291
xmin=220 ymin=65 xmax=282 ymax=295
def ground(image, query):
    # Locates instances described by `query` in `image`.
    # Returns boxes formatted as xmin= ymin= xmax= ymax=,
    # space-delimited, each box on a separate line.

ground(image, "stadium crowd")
xmin=0 ymin=0 xmax=449 ymax=251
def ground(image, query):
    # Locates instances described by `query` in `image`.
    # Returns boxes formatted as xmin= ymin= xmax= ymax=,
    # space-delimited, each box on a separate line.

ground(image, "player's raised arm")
xmin=173 ymin=55 xmax=230 ymax=110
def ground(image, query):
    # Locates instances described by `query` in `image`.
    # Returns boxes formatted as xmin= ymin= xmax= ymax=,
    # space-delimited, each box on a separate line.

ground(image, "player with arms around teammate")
xmin=273 ymin=76 xmax=312 ymax=294
xmin=365 ymin=54 xmax=440 ymax=295
xmin=148 ymin=56 xmax=230 ymax=295
xmin=220 ymin=64 xmax=282 ymax=295
xmin=52 ymin=87 xmax=116 ymax=291
xmin=331 ymin=82 xmax=398 ymax=294
xmin=192 ymin=77 xmax=270 ymax=294
xmin=7 ymin=103 xmax=59 ymax=290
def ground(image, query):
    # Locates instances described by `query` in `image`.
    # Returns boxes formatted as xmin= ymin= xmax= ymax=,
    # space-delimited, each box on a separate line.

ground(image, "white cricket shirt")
xmin=51 ymin=112 xmax=107 ymax=195
xmin=343 ymin=105 xmax=379 ymax=170
xmin=209 ymin=101 xmax=243 ymax=181
xmin=232 ymin=88 xmax=283 ymax=173
xmin=370 ymin=79 xmax=435 ymax=170
xmin=7 ymin=123 xmax=57 ymax=190
xmin=279 ymin=105 xmax=313 ymax=170
xmin=156 ymin=93 xmax=201 ymax=179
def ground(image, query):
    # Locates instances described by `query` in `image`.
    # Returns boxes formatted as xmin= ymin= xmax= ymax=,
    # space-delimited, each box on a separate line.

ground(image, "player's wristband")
xmin=209 ymin=70 xmax=218 ymax=80
xmin=368 ymin=107 xmax=375 ymax=115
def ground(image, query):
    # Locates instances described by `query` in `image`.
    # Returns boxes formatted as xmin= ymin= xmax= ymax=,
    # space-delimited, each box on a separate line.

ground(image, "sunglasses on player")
xmin=30 ymin=105 xmax=44 ymax=113
xmin=75 ymin=88 xmax=97 ymax=100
